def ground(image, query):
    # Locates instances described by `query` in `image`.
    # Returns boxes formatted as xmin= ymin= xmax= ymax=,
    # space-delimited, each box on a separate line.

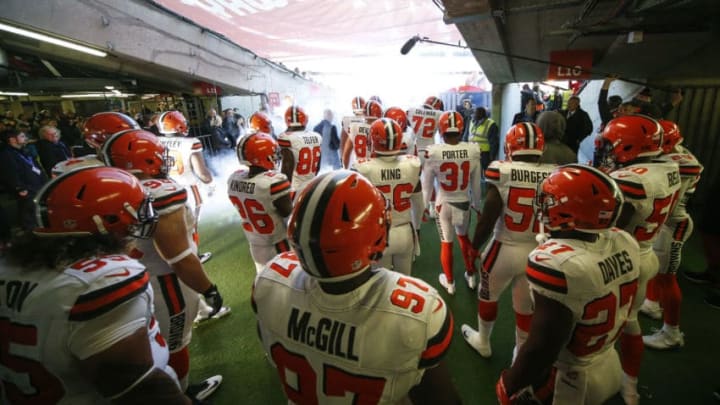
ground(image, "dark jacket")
xmin=0 ymin=144 xmax=47 ymax=197
xmin=561 ymin=108 xmax=593 ymax=153
xmin=36 ymin=139 xmax=71 ymax=175
xmin=511 ymin=111 xmax=539 ymax=125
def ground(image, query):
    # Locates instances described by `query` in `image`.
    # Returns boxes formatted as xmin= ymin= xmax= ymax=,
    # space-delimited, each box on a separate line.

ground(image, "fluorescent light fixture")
xmin=61 ymin=93 xmax=133 ymax=98
xmin=0 ymin=22 xmax=107 ymax=57
xmin=104 ymin=85 xmax=115 ymax=90
xmin=0 ymin=91 xmax=29 ymax=96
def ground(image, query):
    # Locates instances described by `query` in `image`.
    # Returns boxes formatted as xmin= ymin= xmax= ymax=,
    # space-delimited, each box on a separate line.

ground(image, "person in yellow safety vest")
xmin=468 ymin=107 xmax=499 ymax=173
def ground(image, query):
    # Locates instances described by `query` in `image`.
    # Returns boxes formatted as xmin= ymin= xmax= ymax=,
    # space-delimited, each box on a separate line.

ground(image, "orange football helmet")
xmin=285 ymin=105 xmax=308 ymax=129
xmin=505 ymin=122 xmax=545 ymax=159
xmin=157 ymin=111 xmax=189 ymax=136
xmin=83 ymin=112 xmax=140 ymax=149
xmin=34 ymin=166 xmax=157 ymax=238
xmin=438 ymin=111 xmax=464 ymax=135
xmin=658 ymin=119 xmax=683 ymax=154
xmin=237 ymin=132 xmax=280 ymax=170
xmin=248 ymin=111 xmax=272 ymax=134
xmin=364 ymin=100 xmax=383 ymax=120
xmin=102 ymin=129 xmax=172 ymax=178
xmin=424 ymin=96 xmax=444 ymax=111
xmin=594 ymin=115 xmax=663 ymax=172
xmin=288 ymin=170 xmax=389 ymax=280
xmin=370 ymin=118 xmax=404 ymax=155
xmin=536 ymin=164 xmax=623 ymax=232
xmin=351 ymin=96 xmax=366 ymax=114
xmin=384 ymin=107 xmax=408 ymax=131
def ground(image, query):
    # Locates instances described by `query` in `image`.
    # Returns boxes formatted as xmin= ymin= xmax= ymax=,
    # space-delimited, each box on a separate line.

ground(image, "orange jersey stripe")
xmin=673 ymin=218 xmax=690 ymax=241
xmin=419 ymin=311 xmax=453 ymax=368
xmin=153 ymin=190 xmax=188 ymax=211
xmin=679 ymin=166 xmax=702 ymax=176
xmin=277 ymin=139 xmax=292 ymax=148
xmin=485 ymin=167 xmax=500 ymax=181
xmin=482 ymin=240 xmax=502 ymax=272
xmin=271 ymin=181 xmax=291 ymax=195
xmin=615 ymin=179 xmax=646 ymax=199
xmin=526 ymin=261 xmax=568 ymax=294
xmin=70 ymin=271 xmax=150 ymax=321
xmin=159 ymin=273 xmax=185 ymax=314
xmin=191 ymin=142 xmax=203 ymax=151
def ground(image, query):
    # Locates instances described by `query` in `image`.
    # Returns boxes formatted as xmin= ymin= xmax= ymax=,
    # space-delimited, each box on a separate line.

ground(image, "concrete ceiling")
xmin=440 ymin=0 xmax=720 ymax=86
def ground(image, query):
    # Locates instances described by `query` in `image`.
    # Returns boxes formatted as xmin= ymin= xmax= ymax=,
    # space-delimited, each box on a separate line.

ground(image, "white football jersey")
xmin=278 ymin=130 xmax=323 ymax=197
xmin=51 ymin=154 xmax=104 ymax=177
xmin=610 ymin=161 xmax=681 ymax=251
xmin=422 ymin=142 xmax=482 ymax=208
xmin=227 ymin=168 xmax=291 ymax=246
xmin=527 ymin=229 xmax=641 ymax=367
xmin=0 ymin=255 xmax=168 ymax=404
xmin=654 ymin=146 xmax=703 ymax=220
xmin=133 ymin=178 xmax=195 ymax=277
xmin=253 ymin=251 xmax=453 ymax=404
xmin=407 ymin=107 xmax=442 ymax=153
xmin=485 ymin=160 xmax=557 ymax=243
xmin=342 ymin=115 xmax=365 ymax=134
xmin=353 ymin=155 xmax=422 ymax=227
xmin=158 ymin=136 xmax=203 ymax=188
xmin=346 ymin=121 xmax=372 ymax=167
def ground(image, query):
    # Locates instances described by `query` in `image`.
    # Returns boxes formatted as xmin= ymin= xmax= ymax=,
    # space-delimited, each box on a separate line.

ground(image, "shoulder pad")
xmin=611 ymin=169 xmax=647 ymax=200
xmin=141 ymin=178 xmax=188 ymax=213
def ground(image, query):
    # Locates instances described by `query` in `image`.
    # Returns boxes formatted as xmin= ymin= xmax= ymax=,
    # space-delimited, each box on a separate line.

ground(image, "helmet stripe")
xmin=384 ymin=120 xmax=397 ymax=150
xmin=524 ymin=123 xmax=535 ymax=149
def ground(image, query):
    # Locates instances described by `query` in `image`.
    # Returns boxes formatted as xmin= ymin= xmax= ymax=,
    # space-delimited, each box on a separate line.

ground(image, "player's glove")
xmin=496 ymin=371 xmax=541 ymax=405
xmin=202 ymin=285 xmax=224 ymax=317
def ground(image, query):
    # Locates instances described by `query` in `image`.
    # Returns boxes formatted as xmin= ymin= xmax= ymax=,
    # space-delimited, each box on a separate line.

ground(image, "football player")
xmin=102 ymin=130 xmax=225 ymax=398
xmin=497 ymin=164 xmax=641 ymax=405
xmin=341 ymin=99 xmax=383 ymax=169
xmin=228 ymin=132 xmax=293 ymax=273
xmin=248 ymin=110 xmax=274 ymax=137
xmin=339 ymin=96 xmax=367 ymax=159
xmin=408 ymin=96 xmax=444 ymax=165
xmin=384 ymin=106 xmax=416 ymax=156
xmin=156 ymin=110 xmax=214 ymax=265
xmin=278 ymin=105 xmax=322 ymax=200
xmin=353 ymin=118 xmax=423 ymax=275
xmin=594 ymin=114 xmax=681 ymax=404
xmin=0 ymin=167 xmax=193 ymax=403
xmin=423 ymin=111 xmax=482 ymax=294
xmin=641 ymin=120 xmax=703 ymax=349
xmin=253 ymin=170 xmax=461 ymax=404
xmin=462 ymin=122 xmax=556 ymax=358
xmin=51 ymin=111 xmax=138 ymax=176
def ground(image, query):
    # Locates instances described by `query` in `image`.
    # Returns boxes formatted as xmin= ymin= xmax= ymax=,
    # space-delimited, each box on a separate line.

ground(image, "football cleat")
xmin=194 ymin=306 xmax=231 ymax=327
xmin=186 ymin=375 xmax=223 ymax=401
xmin=199 ymin=252 xmax=213 ymax=264
xmin=639 ymin=299 xmax=662 ymax=320
xmin=464 ymin=271 xmax=477 ymax=290
xmin=621 ymin=373 xmax=640 ymax=405
xmin=643 ymin=328 xmax=684 ymax=350
xmin=461 ymin=324 xmax=492 ymax=358
xmin=438 ymin=273 xmax=455 ymax=295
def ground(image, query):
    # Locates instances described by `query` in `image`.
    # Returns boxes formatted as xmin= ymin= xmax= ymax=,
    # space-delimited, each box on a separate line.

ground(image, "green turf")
xmin=191 ymin=198 xmax=720 ymax=404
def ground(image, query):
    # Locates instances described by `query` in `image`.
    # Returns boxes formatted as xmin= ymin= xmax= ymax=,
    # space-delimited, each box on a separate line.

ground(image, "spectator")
xmin=598 ymin=75 xmax=624 ymax=130
xmin=561 ymin=95 xmax=593 ymax=154
xmin=631 ymin=87 xmax=683 ymax=119
xmin=512 ymin=98 xmax=539 ymax=125
xmin=467 ymin=107 xmax=499 ymax=172
xmin=537 ymin=111 xmax=577 ymax=165
xmin=36 ymin=125 xmax=72 ymax=175
xmin=547 ymin=87 xmax=564 ymax=111
xmin=458 ymin=98 xmax=474 ymax=141
xmin=520 ymin=84 xmax=535 ymax=112
xmin=313 ymin=109 xmax=341 ymax=170
xmin=0 ymin=129 xmax=48 ymax=232
xmin=221 ymin=108 xmax=239 ymax=147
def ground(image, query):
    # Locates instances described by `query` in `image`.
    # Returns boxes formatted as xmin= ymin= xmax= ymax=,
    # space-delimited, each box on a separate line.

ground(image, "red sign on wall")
xmin=547 ymin=50 xmax=593 ymax=80
xmin=192 ymin=81 xmax=223 ymax=96
xmin=268 ymin=92 xmax=280 ymax=107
